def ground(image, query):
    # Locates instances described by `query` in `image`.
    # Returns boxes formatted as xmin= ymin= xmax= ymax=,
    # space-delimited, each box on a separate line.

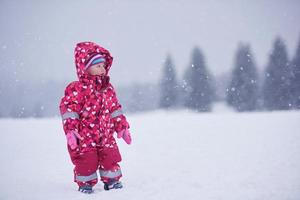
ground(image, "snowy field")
xmin=0 ymin=107 xmax=300 ymax=200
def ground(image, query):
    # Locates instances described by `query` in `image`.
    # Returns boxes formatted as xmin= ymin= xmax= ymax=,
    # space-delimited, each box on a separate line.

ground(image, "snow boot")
xmin=78 ymin=185 xmax=93 ymax=194
xmin=104 ymin=181 xmax=123 ymax=191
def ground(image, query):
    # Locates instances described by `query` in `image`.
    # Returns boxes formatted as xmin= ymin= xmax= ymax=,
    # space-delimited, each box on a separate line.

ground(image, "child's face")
xmin=87 ymin=62 xmax=106 ymax=76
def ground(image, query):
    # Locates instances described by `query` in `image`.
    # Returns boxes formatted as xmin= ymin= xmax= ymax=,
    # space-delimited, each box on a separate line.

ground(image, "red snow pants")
xmin=68 ymin=136 xmax=122 ymax=187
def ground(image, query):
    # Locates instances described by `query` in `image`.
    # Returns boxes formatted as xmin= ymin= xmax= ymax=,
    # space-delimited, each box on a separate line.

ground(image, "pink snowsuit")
xmin=59 ymin=42 xmax=130 ymax=187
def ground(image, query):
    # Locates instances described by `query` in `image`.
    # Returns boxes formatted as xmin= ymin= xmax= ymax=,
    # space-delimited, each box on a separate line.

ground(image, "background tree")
xmin=183 ymin=47 xmax=214 ymax=112
xmin=226 ymin=43 xmax=259 ymax=111
xmin=159 ymin=54 xmax=179 ymax=109
xmin=262 ymin=37 xmax=293 ymax=110
xmin=290 ymin=36 xmax=300 ymax=109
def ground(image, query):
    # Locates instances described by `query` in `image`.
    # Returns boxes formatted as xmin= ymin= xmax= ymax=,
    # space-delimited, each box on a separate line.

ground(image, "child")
xmin=59 ymin=41 xmax=132 ymax=194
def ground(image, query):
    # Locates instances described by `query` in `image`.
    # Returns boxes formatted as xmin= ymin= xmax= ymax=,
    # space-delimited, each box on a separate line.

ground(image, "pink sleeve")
xmin=107 ymin=83 xmax=130 ymax=133
xmin=59 ymin=82 xmax=83 ymax=135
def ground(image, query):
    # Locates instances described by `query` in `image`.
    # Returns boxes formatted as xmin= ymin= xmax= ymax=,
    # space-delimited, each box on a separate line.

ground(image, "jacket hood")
xmin=74 ymin=42 xmax=113 ymax=82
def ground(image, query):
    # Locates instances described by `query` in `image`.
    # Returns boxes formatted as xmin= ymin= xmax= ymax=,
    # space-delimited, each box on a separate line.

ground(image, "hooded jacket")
xmin=59 ymin=42 xmax=129 ymax=152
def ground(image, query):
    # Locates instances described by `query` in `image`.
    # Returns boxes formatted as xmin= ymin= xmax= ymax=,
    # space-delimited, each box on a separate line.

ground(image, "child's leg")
xmin=69 ymin=148 xmax=99 ymax=187
xmin=98 ymin=137 xmax=122 ymax=183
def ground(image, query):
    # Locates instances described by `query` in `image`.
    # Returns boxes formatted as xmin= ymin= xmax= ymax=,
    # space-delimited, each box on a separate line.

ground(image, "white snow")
xmin=0 ymin=108 xmax=300 ymax=200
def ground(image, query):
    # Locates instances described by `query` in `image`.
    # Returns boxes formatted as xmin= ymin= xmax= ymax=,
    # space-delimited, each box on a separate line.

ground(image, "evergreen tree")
xmin=226 ymin=43 xmax=259 ymax=111
xmin=291 ymin=36 xmax=300 ymax=109
xmin=262 ymin=37 xmax=292 ymax=110
xmin=159 ymin=54 xmax=178 ymax=109
xmin=183 ymin=47 xmax=213 ymax=112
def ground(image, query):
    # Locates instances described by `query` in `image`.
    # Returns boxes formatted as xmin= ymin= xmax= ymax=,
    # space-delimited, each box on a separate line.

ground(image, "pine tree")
xmin=183 ymin=47 xmax=213 ymax=112
xmin=159 ymin=54 xmax=178 ymax=109
xmin=262 ymin=37 xmax=292 ymax=110
xmin=226 ymin=43 xmax=259 ymax=111
xmin=291 ymin=36 xmax=300 ymax=109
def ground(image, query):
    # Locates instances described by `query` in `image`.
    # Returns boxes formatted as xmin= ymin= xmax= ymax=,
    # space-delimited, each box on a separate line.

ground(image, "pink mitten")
xmin=66 ymin=131 xmax=82 ymax=150
xmin=117 ymin=129 xmax=132 ymax=145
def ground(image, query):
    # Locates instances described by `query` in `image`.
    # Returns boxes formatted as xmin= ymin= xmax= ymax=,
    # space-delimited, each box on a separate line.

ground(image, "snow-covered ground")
xmin=1 ymin=108 xmax=300 ymax=200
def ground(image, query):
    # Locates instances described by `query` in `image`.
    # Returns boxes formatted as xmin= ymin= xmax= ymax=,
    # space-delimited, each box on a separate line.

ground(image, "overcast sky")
xmin=1 ymin=0 xmax=299 ymax=87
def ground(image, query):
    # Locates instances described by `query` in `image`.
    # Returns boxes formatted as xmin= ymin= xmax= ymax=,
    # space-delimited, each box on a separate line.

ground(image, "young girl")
xmin=59 ymin=42 xmax=132 ymax=194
